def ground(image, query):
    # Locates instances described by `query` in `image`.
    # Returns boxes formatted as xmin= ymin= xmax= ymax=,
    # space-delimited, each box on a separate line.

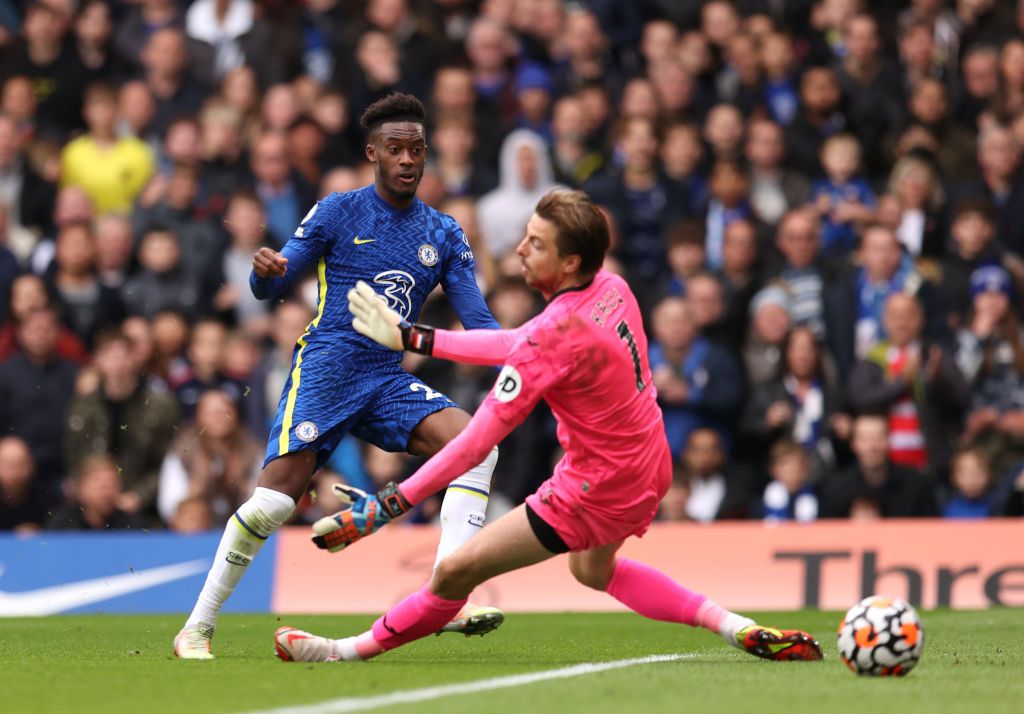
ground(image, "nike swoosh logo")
xmin=354 ymin=236 xmax=375 ymax=245
xmin=0 ymin=559 xmax=208 ymax=616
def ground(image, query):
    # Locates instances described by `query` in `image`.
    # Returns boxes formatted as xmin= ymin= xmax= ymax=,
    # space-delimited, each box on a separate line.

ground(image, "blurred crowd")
xmin=0 ymin=0 xmax=1023 ymax=535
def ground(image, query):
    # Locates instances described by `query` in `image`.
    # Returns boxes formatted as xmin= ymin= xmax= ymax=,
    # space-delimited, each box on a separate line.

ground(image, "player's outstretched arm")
xmin=348 ymin=281 xmax=521 ymax=364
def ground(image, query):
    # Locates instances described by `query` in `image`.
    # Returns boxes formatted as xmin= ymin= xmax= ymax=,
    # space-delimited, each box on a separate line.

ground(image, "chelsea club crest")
xmin=418 ymin=244 xmax=439 ymax=267
xmin=295 ymin=420 xmax=319 ymax=443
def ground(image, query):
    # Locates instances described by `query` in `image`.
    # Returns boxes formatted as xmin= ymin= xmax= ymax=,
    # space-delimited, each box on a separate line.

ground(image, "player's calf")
xmin=311 ymin=482 xmax=411 ymax=552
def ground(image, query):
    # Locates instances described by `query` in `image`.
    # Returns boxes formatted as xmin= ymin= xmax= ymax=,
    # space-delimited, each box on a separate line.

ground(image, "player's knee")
xmin=569 ymin=558 xmax=613 ymax=591
xmin=431 ymin=555 xmax=478 ymax=599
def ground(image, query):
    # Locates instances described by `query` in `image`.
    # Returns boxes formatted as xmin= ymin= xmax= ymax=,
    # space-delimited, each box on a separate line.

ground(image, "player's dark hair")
xmin=534 ymin=190 xmax=610 ymax=276
xmin=360 ymin=93 xmax=427 ymax=135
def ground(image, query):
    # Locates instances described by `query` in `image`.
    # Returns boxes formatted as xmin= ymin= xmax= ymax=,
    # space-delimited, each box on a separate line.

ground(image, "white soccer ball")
xmin=837 ymin=595 xmax=924 ymax=676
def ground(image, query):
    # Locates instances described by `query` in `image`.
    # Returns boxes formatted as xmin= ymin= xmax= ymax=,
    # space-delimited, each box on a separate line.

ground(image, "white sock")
xmin=335 ymin=636 xmax=363 ymax=662
xmin=433 ymin=446 xmax=498 ymax=569
xmin=720 ymin=612 xmax=757 ymax=648
xmin=185 ymin=487 xmax=296 ymax=629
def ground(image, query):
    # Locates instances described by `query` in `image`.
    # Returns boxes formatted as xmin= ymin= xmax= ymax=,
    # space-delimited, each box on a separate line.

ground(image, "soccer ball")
xmin=837 ymin=595 xmax=924 ymax=676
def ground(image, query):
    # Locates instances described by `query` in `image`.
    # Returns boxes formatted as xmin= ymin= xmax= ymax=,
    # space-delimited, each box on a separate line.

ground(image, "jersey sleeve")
xmin=432 ymin=327 xmax=523 ymax=366
xmin=250 ymin=196 xmax=336 ymax=300
xmin=439 ymin=219 xmax=500 ymax=330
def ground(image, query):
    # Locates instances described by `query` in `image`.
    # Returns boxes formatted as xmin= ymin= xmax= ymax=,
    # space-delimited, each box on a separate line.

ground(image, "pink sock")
xmin=606 ymin=558 xmax=729 ymax=632
xmin=368 ymin=583 xmax=467 ymax=654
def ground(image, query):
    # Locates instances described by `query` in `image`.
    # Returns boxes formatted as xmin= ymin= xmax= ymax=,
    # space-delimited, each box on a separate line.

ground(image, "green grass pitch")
xmin=1 ymin=610 xmax=1021 ymax=714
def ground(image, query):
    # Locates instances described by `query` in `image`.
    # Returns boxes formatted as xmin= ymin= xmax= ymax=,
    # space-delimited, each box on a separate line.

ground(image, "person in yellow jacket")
xmin=60 ymin=82 xmax=154 ymax=215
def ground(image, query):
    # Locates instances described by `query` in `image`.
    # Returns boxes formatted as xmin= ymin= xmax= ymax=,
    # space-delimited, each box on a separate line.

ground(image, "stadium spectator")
xmin=957 ymin=44 xmax=1001 ymax=128
xmin=846 ymin=292 xmax=970 ymax=482
xmin=809 ymin=133 xmax=876 ymax=260
xmin=659 ymin=122 xmax=706 ymax=214
xmin=744 ymin=117 xmax=809 ymax=227
xmin=248 ymin=131 xmax=314 ymax=247
xmin=742 ymin=284 xmax=793 ymax=389
xmin=91 ymin=214 xmax=133 ymax=293
xmin=429 ymin=112 xmax=495 ymax=199
xmin=702 ymin=160 xmax=751 ymax=273
xmin=684 ymin=272 xmax=735 ymax=350
xmin=818 ymin=414 xmax=938 ymax=518
xmin=769 ymin=208 xmax=829 ymax=338
xmin=714 ymin=218 xmax=762 ymax=349
xmin=47 ymin=454 xmax=151 ymax=530
xmin=662 ymin=219 xmax=706 ymax=298
xmin=886 ymin=155 xmax=946 ymax=259
xmin=760 ymin=31 xmax=799 ymax=127
xmin=0 ymin=113 xmax=56 ymax=249
xmin=648 ymin=296 xmax=743 ymax=460
xmin=956 ymin=266 xmax=1024 ymax=478
xmin=60 ymin=82 xmax=155 ymax=215
xmin=939 ymin=198 xmax=1002 ymax=325
xmin=0 ymin=273 xmax=88 ymax=363
xmin=64 ymin=329 xmax=179 ymax=515
xmin=0 ymin=436 xmax=51 ymax=532
xmin=173 ymin=319 xmax=244 ymax=420
xmin=741 ymin=326 xmax=848 ymax=482
xmin=759 ymin=439 xmax=818 ymax=522
xmin=158 ymin=388 xmax=262 ymax=524
xmin=479 ymin=129 xmax=559 ymax=263
xmin=0 ymin=306 xmax=80 ymax=485
xmin=210 ymin=189 xmax=271 ymax=331
xmin=139 ymin=27 xmax=207 ymax=137
xmin=942 ymin=445 xmax=996 ymax=518
xmin=73 ymin=0 xmax=119 ymax=80
xmin=677 ymin=427 xmax=752 ymax=522
xmin=44 ymin=220 xmax=125 ymax=349
xmin=121 ymin=226 xmax=203 ymax=319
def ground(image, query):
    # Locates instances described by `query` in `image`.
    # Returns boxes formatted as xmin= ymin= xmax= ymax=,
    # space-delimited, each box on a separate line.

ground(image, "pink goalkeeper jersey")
xmin=399 ymin=270 xmax=672 ymax=545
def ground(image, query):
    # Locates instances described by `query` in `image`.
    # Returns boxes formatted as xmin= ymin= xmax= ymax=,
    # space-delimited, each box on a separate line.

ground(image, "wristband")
xmin=400 ymin=320 xmax=435 ymax=355
xmin=377 ymin=481 xmax=412 ymax=519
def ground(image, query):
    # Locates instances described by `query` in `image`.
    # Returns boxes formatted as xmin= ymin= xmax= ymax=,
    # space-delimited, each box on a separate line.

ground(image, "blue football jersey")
xmin=251 ymin=185 xmax=498 ymax=370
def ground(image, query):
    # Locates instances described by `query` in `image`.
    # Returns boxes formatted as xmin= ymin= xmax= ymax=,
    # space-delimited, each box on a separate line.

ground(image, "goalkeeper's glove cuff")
xmin=400 ymin=320 xmax=435 ymax=355
xmin=377 ymin=481 xmax=412 ymax=519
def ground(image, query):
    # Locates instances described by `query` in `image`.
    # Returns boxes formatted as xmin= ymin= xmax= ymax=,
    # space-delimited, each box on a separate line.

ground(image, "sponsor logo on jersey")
xmin=295 ymin=420 xmax=319 ymax=443
xmin=225 ymin=551 xmax=252 ymax=566
xmin=418 ymin=244 xmax=439 ymax=267
xmin=494 ymin=366 xmax=522 ymax=403
xmin=373 ymin=270 xmax=416 ymax=318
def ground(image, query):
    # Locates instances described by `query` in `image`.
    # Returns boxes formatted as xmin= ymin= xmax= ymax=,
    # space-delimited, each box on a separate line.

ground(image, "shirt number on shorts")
xmin=616 ymin=320 xmax=645 ymax=393
xmin=410 ymin=383 xmax=443 ymax=400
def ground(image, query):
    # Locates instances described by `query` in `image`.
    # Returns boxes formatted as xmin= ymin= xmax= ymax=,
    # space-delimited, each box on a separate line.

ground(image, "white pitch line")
xmin=242 ymin=653 xmax=694 ymax=714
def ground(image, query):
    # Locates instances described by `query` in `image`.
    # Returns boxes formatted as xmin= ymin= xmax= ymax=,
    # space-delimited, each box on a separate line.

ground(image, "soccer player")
xmin=274 ymin=190 xmax=823 ymax=663
xmin=174 ymin=94 xmax=504 ymax=659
